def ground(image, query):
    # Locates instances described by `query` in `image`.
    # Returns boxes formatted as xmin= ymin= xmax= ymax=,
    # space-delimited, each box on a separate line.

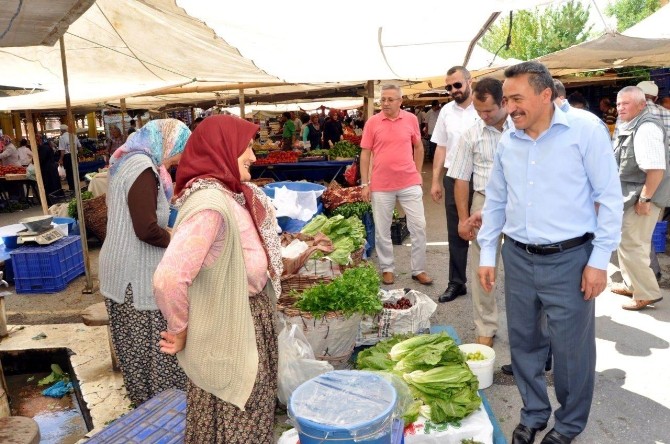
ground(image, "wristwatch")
xmin=361 ymin=182 xmax=369 ymax=187
xmin=639 ymin=195 xmax=652 ymax=203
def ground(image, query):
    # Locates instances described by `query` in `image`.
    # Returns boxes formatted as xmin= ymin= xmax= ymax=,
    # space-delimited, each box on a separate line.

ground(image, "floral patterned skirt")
xmin=184 ymin=291 xmax=278 ymax=444
xmin=105 ymin=283 xmax=187 ymax=407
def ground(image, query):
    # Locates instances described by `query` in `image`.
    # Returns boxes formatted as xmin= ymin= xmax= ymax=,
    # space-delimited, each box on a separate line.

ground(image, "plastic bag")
xmin=277 ymin=322 xmax=333 ymax=405
xmin=58 ymin=165 xmax=66 ymax=180
xmin=344 ymin=162 xmax=359 ymax=186
xmin=357 ymin=289 xmax=437 ymax=347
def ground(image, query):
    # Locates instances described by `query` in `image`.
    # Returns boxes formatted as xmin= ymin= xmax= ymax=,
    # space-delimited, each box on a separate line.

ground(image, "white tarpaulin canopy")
xmin=0 ymin=0 xmax=95 ymax=47
xmin=483 ymin=4 xmax=670 ymax=78
xmin=0 ymin=0 xmax=552 ymax=111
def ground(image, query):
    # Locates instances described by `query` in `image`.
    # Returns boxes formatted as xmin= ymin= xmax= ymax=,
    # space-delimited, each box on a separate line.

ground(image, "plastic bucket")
xmin=263 ymin=181 xmax=326 ymax=199
xmin=289 ymin=370 xmax=397 ymax=444
xmin=459 ymin=344 xmax=496 ymax=389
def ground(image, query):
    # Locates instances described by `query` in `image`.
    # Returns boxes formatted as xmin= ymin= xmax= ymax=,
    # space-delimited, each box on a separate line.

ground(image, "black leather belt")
xmin=506 ymin=233 xmax=594 ymax=255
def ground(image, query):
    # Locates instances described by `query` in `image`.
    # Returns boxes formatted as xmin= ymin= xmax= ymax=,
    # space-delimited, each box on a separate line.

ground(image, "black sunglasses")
xmin=445 ymin=82 xmax=463 ymax=92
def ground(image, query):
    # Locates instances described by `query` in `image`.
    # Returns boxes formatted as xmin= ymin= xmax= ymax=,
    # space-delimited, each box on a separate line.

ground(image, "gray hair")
xmin=617 ymin=86 xmax=646 ymax=104
xmin=381 ymin=84 xmax=403 ymax=97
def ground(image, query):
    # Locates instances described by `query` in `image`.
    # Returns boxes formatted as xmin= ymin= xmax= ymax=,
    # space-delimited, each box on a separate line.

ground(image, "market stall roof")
xmin=224 ymin=99 xmax=366 ymax=118
xmin=624 ymin=3 xmax=670 ymax=39
xmin=0 ymin=0 xmax=552 ymax=111
xmin=0 ymin=0 xmax=95 ymax=47
xmin=482 ymin=4 xmax=670 ymax=78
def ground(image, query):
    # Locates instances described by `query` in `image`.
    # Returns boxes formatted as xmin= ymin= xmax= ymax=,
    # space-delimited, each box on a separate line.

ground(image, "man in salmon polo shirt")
xmin=360 ymin=84 xmax=433 ymax=286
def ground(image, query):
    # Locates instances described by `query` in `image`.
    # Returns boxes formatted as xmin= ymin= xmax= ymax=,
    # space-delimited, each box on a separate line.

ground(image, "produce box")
xmin=391 ymin=217 xmax=409 ymax=245
xmin=10 ymin=236 xmax=84 ymax=294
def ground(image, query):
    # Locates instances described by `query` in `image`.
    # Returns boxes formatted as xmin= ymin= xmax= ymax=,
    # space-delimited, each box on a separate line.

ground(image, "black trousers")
xmin=63 ymin=153 xmax=75 ymax=191
xmin=443 ymin=175 xmax=473 ymax=285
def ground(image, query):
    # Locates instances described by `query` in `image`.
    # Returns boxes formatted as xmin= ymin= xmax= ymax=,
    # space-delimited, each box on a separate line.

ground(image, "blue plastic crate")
xmin=653 ymin=221 xmax=668 ymax=253
xmin=10 ymin=235 xmax=84 ymax=294
xmin=87 ymin=389 xmax=186 ymax=444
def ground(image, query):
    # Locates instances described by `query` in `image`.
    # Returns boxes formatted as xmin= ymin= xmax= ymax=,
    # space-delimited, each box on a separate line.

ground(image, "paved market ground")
xmin=2 ymin=163 xmax=669 ymax=443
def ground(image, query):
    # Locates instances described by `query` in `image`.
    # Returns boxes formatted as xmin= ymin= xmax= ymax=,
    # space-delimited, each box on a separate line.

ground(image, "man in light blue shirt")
xmin=477 ymin=62 xmax=622 ymax=444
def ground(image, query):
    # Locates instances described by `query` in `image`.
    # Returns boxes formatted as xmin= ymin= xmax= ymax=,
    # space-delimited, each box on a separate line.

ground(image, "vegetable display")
xmin=294 ymin=264 xmax=382 ymax=318
xmin=357 ymin=333 xmax=481 ymax=424
xmin=329 ymin=140 xmax=361 ymax=159
xmin=383 ymin=297 xmax=412 ymax=310
xmin=464 ymin=351 xmax=487 ymax=361
xmin=253 ymin=151 xmax=300 ymax=165
xmin=67 ymin=191 xmax=94 ymax=219
xmin=331 ymin=202 xmax=372 ymax=220
xmin=300 ymin=214 xmax=366 ymax=265
xmin=0 ymin=165 xmax=27 ymax=176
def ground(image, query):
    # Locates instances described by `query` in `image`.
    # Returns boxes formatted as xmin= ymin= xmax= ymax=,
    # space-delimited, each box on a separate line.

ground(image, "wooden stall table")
xmin=77 ymin=159 xmax=106 ymax=180
xmin=250 ymin=160 xmax=354 ymax=183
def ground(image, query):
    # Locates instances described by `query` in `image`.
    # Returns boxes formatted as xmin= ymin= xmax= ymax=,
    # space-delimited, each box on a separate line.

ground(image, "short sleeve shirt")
xmin=360 ymin=109 xmax=422 ymax=192
xmin=430 ymin=101 xmax=479 ymax=169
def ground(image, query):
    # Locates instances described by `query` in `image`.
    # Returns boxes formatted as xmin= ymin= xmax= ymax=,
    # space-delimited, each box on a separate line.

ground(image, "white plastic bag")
xmin=357 ymin=289 xmax=437 ymax=347
xmin=58 ymin=165 xmax=66 ymax=180
xmin=279 ymin=312 xmax=361 ymax=368
xmin=277 ymin=323 xmax=333 ymax=406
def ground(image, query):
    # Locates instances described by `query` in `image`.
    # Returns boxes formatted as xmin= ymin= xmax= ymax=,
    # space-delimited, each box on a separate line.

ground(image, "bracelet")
xmin=361 ymin=182 xmax=369 ymax=187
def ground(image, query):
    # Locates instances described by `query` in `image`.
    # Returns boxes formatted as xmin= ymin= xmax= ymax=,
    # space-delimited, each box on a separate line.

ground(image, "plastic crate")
xmin=653 ymin=221 xmax=668 ymax=253
xmin=10 ymin=236 xmax=85 ymax=294
xmin=87 ymin=389 xmax=186 ymax=443
xmin=391 ymin=217 xmax=409 ymax=245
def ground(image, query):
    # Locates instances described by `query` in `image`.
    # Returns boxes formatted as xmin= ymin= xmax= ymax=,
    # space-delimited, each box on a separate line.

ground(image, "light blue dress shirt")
xmin=478 ymin=104 xmax=623 ymax=270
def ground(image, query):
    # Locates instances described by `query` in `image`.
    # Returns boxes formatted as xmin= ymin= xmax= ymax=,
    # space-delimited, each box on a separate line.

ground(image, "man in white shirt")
xmin=430 ymin=66 xmax=480 ymax=303
xmin=58 ymin=123 xmax=81 ymax=191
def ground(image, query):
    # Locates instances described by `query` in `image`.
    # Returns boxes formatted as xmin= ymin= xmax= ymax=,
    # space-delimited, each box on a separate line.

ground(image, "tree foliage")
xmin=604 ymin=0 xmax=661 ymax=31
xmin=480 ymin=0 xmax=592 ymax=61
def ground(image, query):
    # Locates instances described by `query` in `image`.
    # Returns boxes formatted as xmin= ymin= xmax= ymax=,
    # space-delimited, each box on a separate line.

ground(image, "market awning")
xmin=0 ymin=0 xmax=95 ymax=47
xmin=0 ymin=0 xmax=551 ymax=111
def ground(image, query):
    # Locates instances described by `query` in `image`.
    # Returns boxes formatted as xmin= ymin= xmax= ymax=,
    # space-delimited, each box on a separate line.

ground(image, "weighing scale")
xmin=16 ymin=227 xmax=65 ymax=245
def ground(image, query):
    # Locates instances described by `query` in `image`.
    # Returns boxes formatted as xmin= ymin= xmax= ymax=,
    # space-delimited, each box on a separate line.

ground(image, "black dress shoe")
xmin=438 ymin=283 xmax=467 ymax=303
xmin=501 ymin=364 xmax=513 ymax=375
xmin=540 ymin=428 xmax=573 ymax=444
xmin=512 ymin=423 xmax=547 ymax=444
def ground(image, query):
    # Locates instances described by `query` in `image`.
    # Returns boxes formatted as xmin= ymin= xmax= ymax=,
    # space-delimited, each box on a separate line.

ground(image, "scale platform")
xmin=16 ymin=228 xmax=65 ymax=245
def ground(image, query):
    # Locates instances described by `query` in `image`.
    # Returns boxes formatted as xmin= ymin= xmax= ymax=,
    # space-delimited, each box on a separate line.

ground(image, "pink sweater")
xmin=154 ymin=194 xmax=269 ymax=334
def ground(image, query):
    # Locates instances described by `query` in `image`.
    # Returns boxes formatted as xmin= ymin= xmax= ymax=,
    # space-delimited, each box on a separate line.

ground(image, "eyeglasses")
xmin=380 ymin=97 xmax=400 ymax=103
xmin=445 ymin=82 xmax=463 ymax=92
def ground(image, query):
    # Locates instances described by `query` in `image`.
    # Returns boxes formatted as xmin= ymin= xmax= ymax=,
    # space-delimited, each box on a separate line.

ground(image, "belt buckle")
xmin=525 ymin=244 xmax=534 ymax=254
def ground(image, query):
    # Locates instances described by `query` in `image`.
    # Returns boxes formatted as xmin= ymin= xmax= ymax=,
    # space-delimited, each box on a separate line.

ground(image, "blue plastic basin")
xmin=289 ymin=370 xmax=397 ymax=444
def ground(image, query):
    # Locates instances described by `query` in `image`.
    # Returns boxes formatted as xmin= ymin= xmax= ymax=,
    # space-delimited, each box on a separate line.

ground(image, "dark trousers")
xmin=63 ymin=153 xmax=74 ymax=191
xmin=503 ymin=239 xmax=595 ymax=438
xmin=443 ymin=175 xmax=473 ymax=285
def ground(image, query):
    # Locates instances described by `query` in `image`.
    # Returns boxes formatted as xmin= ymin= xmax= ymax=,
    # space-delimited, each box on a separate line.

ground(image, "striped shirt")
xmin=447 ymin=118 xmax=510 ymax=192
xmin=646 ymin=99 xmax=670 ymax=144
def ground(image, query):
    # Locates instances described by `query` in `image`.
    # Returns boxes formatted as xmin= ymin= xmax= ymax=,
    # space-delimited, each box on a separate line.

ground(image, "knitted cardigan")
xmin=99 ymin=155 xmax=169 ymax=310
xmin=174 ymin=188 xmax=258 ymax=410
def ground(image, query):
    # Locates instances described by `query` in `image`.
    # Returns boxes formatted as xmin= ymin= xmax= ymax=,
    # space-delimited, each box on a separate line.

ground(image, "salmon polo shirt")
xmin=361 ymin=109 xmax=422 ymax=192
